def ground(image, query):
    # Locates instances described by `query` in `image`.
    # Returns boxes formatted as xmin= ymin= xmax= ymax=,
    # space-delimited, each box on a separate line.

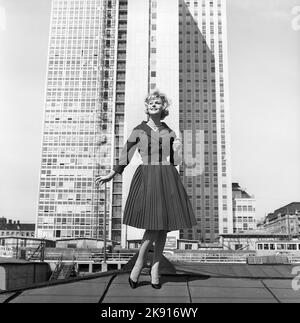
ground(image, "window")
xmin=185 ymin=244 xmax=192 ymax=250
xmin=287 ymin=244 xmax=297 ymax=250
xmin=235 ymin=244 xmax=243 ymax=250
xmin=277 ymin=244 xmax=286 ymax=250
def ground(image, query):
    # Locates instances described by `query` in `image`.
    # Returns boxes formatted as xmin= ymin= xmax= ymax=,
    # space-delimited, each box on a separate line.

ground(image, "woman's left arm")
xmin=170 ymin=131 xmax=183 ymax=166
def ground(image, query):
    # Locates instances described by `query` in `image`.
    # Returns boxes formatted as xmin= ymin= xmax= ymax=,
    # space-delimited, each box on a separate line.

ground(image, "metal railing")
xmin=19 ymin=251 xmax=300 ymax=264
xmin=165 ymin=253 xmax=249 ymax=264
xmin=31 ymin=252 xmax=136 ymax=262
xmin=75 ymin=252 xmax=135 ymax=262
xmin=288 ymin=255 xmax=300 ymax=264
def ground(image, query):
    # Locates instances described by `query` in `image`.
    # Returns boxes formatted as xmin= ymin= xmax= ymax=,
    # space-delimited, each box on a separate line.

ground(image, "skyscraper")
xmin=36 ymin=0 xmax=120 ymax=241
xmin=37 ymin=0 xmax=232 ymax=245
xmin=122 ymin=0 xmax=233 ymax=244
xmin=178 ymin=0 xmax=233 ymax=242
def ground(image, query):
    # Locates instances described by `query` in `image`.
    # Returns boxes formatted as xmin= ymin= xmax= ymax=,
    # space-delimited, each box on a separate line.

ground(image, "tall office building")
xmin=122 ymin=0 xmax=233 ymax=244
xmin=37 ymin=0 xmax=232 ymax=245
xmin=178 ymin=0 xmax=233 ymax=242
xmin=36 ymin=0 xmax=123 ymax=241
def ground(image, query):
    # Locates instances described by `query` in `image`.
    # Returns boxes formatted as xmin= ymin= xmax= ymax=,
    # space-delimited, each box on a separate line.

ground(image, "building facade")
xmin=261 ymin=202 xmax=300 ymax=235
xmin=37 ymin=0 xmax=232 ymax=245
xmin=220 ymin=233 xmax=300 ymax=254
xmin=232 ymin=183 xmax=256 ymax=233
xmin=121 ymin=0 xmax=233 ymax=244
xmin=0 ymin=217 xmax=35 ymax=238
xmin=178 ymin=0 xmax=233 ymax=242
xmin=36 ymin=0 xmax=121 ymax=241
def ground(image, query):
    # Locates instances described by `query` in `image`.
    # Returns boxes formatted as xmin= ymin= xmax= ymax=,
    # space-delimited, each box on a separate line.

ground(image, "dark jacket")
xmin=113 ymin=121 xmax=181 ymax=175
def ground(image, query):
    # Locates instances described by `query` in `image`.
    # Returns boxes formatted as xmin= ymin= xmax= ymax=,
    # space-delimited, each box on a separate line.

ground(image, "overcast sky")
xmin=0 ymin=0 xmax=299 ymax=224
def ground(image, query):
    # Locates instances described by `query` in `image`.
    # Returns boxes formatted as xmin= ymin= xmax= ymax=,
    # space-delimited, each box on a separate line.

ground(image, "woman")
xmin=95 ymin=90 xmax=197 ymax=289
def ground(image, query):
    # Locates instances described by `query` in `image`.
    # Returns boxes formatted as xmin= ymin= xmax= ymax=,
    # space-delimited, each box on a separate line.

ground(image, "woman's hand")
xmin=95 ymin=171 xmax=116 ymax=186
xmin=172 ymin=138 xmax=182 ymax=152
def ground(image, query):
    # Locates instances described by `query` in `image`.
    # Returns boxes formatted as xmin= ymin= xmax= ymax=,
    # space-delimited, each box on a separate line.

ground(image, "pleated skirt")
xmin=123 ymin=164 xmax=197 ymax=231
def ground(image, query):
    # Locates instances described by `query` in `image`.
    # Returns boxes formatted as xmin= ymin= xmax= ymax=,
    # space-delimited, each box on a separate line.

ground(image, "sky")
xmin=0 ymin=0 xmax=299 ymax=224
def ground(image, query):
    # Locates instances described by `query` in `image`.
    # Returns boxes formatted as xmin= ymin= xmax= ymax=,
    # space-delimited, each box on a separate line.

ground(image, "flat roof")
xmin=0 ymin=263 xmax=299 ymax=303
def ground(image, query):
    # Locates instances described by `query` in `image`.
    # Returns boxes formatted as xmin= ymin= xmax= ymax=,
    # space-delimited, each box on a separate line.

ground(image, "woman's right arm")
xmin=95 ymin=170 xmax=117 ymax=186
xmin=112 ymin=128 xmax=141 ymax=175
xmin=95 ymin=128 xmax=141 ymax=185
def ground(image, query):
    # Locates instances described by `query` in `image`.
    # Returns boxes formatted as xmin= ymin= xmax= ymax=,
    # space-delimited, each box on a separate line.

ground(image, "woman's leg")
xmin=151 ymin=230 xmax=168 ymax=284
xmin=130 ymin=229 xmax=156 ymax=282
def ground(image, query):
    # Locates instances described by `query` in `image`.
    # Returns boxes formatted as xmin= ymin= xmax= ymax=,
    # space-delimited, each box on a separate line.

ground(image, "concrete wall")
xmin=0 ymin=262 xmax=51 ymax=291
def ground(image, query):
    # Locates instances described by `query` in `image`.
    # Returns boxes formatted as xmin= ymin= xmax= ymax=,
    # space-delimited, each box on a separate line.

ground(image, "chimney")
xmin=17 ymin=220 xmax=20 ymax=225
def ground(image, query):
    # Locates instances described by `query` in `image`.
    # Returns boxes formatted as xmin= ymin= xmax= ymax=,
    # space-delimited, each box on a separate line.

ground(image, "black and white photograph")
xmin=0 ymin=0 xmax=300 ymax=308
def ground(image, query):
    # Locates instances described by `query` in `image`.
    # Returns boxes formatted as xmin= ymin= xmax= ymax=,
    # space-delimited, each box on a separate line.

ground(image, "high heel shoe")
xmin=128 ymin=276 xmax=138 ymax=289
xmin=150 ymin=273 xmax=162 ymax=289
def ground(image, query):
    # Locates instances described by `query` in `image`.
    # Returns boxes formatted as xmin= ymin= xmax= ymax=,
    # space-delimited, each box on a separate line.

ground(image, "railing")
xmin=26 ymin=250 xmax=61 ymax=261
xmin=49 ymin=257 xmax=63 ymax=281
xmin=165 ymin=253 xmax=249 ymax=264
xmin=37 ymin=252 xmax=136 ymax=262
xmin=288 ymin=255 xmax=300 ymax=264
xmin=27 ymin=241 xmax=45 ymax=261
xmin=78 ymin=252 xmax=135 ymax=262
xmin=27 ymin=251 xmax=252 ymax=264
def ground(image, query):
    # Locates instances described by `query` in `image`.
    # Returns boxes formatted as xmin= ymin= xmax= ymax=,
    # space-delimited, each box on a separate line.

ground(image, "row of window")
xmin=0 ymin=231 xmax=35 ymax=237
xmin=257 ymin=243 xmax=300 ymax=251
xmin=233 ymin=206 xmax=256 ymax=212
xmin=233 ymin=217 xmax=255 ymax=223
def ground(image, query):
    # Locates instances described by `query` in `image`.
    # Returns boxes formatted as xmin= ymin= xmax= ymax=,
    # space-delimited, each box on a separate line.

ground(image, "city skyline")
xmin=0 ymin=0 xmax=300 ymax=229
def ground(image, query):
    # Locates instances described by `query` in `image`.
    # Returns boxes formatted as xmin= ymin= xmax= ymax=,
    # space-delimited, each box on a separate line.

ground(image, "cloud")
xmin=0 ymin=6 xmax=6 ymax=31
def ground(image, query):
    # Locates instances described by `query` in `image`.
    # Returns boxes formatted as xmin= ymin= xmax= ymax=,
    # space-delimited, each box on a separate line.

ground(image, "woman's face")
xmin=147 ymin=97 xmax=163 ymax=116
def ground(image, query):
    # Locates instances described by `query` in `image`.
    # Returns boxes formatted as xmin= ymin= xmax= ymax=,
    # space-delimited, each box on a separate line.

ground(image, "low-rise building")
xmin=0 ymin=217 xmax=35 ymax=238
xmin=177 ymin=239 xmax=199 ymax=250
xmin=232 ymin=183 xmax=256 ymax=233
xmin=220 ymin=232 xmax=300 ymax=254
xmin=261 ymin=202 xmax=300 ymax=235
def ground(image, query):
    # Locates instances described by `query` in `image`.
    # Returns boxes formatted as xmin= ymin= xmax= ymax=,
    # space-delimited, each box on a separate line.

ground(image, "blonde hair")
xmin=144 ymin=90 xmax=170 ymax=120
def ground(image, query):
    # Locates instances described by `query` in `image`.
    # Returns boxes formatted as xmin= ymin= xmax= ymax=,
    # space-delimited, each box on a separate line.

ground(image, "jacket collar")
xmin=140 ymin=120 xmax=170 ymax=133
xmin=136 ymin=121 xmax=172 ymax=143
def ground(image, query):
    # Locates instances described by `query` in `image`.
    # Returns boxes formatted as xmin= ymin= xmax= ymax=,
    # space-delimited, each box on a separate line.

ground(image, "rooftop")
xmin=1 ymin=263 xmax=299 ymax=303
xmin=232 ymin=182 xmax=253 ymax=199
xmin=274 ymin=202 xmax=300 ymax=215
xmin=0 ymin=218 xmax=35 ymax=232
